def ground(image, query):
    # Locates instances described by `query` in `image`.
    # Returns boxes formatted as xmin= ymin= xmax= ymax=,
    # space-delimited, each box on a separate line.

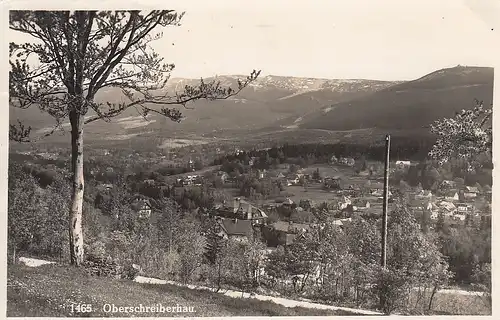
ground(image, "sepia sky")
xmin=6 ymin=0 xmax=499 ymax=81
xmin=150 ymin=0 xmax=497 ymax=80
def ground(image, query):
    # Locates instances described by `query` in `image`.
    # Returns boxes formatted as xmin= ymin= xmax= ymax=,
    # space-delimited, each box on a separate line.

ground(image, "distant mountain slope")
xmin=9 ymin=75 xmax=400 ymax=141
xmin=296 ymin=66 xmax=494 ymax=133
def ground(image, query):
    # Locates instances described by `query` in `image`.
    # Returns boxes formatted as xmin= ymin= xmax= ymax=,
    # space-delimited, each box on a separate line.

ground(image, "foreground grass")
xmin=7 ymin=264 xmax=357 ymax=317
xmin=407 ymin=290 xmax=491 ymax=316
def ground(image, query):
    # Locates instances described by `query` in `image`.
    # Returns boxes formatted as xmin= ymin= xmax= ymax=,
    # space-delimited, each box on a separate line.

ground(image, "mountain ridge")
xmin=9 ymin=66 xmax=493 ymax=149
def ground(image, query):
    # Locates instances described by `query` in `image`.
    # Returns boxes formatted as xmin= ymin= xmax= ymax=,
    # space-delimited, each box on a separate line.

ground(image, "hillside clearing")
xmin=7 ymin=263 xmax=359 ymax=317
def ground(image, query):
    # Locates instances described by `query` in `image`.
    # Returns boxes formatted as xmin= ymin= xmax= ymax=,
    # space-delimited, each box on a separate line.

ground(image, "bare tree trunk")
xmin=69 ymin=111 xmax=85 ymax=266
xmin=428 ymin=284 xmax=438 ymax=311
xmin=12 ymin=243 xmax=16 ymax=265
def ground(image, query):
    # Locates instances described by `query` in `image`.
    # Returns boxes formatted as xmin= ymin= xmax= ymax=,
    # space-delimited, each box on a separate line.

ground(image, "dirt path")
xmin=134 ymin=276 xmax=383 ymax=315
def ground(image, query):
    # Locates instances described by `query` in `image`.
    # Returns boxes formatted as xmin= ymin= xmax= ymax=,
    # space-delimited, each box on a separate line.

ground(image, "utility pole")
xmin=381 ymin=134 xmax=390 ymax=268
xmin=169 ymin=206 xmax=173 ymax=255
xmin=379 ymin=134 xmax=390 ymax=312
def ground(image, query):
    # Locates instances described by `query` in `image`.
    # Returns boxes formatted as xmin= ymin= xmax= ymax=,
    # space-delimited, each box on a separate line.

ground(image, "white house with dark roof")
xmin=438 ymin=201 xmax=457 ymax=216
xmin=395 ymin=160 xmax=411 ymax=168
xmin=444 ymin=191 xmax=460 ymax=202
xmin=130 ymin=196 xmax=152 ymax=219
xmin=463 ymin=186 xmax=479 ymax=199
xmin=217 ymin=218 xmax=253 ymax=242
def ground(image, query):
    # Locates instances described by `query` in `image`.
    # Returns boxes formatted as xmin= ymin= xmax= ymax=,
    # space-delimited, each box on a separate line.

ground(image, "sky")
xmin=150 ymin=0 xmax=498 ymax=80
xmin=5 ymin=0 xmax=499 ymax=81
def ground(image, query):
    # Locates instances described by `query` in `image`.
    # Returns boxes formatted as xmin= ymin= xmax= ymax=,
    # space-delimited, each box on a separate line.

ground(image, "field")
xmin=255 ymin=163 xmax=385 ymax=207
xmin=7 ymin=264 xmax=357 ymax=317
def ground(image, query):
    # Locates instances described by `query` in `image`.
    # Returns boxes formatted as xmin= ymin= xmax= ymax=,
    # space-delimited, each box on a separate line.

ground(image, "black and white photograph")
xmin=3 ymin=0 xmax=496 ymax=317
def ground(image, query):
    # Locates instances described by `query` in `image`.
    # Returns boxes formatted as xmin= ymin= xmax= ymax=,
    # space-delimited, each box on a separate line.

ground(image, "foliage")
xmin=379 ymin=201 xmax=452 ymax=314
xmin=174 ymin=214 xmax=206 ymax=283
xmin=8 ymin=164 xmax=70 ymax=263
xmin=9 ymin=10 xmax=259 ymax=265
xmin=429 ymin=100 xmax=492 ymax=169
xmin=9 ymin=11 xmax=260 ymax=139
xmin=439 ymin=226 xmax=491 ymax=284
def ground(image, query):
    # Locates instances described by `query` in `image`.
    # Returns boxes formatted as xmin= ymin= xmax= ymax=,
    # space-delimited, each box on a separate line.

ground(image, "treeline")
xmin=214 ymin=139 xmax=436 ymax=168
xmin=392 ymin=160 xmax=492 ymax=192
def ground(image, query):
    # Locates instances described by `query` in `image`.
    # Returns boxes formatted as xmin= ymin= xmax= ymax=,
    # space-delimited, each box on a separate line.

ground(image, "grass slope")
xmin=299 ymin=66 xmax=494 ymax=133
xmin=7 ymin=264 xmax=357 ymax=317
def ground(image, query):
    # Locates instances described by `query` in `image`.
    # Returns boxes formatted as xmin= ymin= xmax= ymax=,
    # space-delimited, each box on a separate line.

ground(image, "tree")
xmin=355 ymin=155 xmax=367 ymax=172
xmin=241 ymin=239 xmax=267 ymax=291
xmin=429 ymin=100 xmax=492 ymax=170
xmin=175 ymin=215 xmax=206 ymax=283
xmin=284 ymin=234 xmax=320 ymax=293
xmin=8 ymin=165 xmax=41 ymax=264
xmin=379 ymin=201 xmax=451 ymax=314
xmin=9 ymin=10 xmax=260 ymax=265
xmin=8 ymin=164 xmax=71 ymax=264
xmin=312 ymin=168 xmax=321 ymax=181
xmin=203 ymin=220 xmax=227 ymax=291
xmin=264 ymin=246 xmax=289 ymax=292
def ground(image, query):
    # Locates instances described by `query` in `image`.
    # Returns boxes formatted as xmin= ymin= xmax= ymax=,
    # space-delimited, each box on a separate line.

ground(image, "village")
xmin=19 ymin=145 xmax=492 ymax=247
xmin=124 ymin=151 xmax=492 ymax=251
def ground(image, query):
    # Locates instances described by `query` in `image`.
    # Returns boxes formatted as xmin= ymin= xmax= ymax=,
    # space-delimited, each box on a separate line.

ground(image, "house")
xmin=291 ymin=210 xmax=316 ymax=224
xmin=217 ymin=171 xmax=230 ymax=183
xmin=344 ymin=185 xmax=362 ymax=197
xmin=220 ymin=198 xmax=269 ymax=224
xmin=430 ymin=211 xmax=439 ymax=220
xmin=395 ymin=160 xmax=411 ymax=168
xmin=265 ymin=221 xmax=310 ymax=246
xmin=276 ymin=172 xmax=286 ymax=179
xmin=371 ymin=188 xmax=393 ymax=198
xmin=409 ymin=199 xmax=425 ymax=211
xmin=358 ymin=170 xmax=371 ymax=177
xmin=187 ymin=159 xmax=195 ymax=172
xmin=330 ymin=155 xmax=338 ymax=164
xmin=452 ymin=213 xmax=466 ymax=221
xmin=193 ymin=176 xmax=203 ymax=186
xmin=463 ymin=186 xmax=479 ymax=199
xmin=271 ymin=221 xmax=311 ymax=234
xmin=330 ymin=218 xmax=352 ymax=227
xmin=287 ymin=176 xmax=301 ymax=186
xmin=298 ymin=199 xmax=315 ymax=211
xmin=444 ymin=191 xmax=459 ymax=202
xmin=130 ymin=197 xmax=152 ymax=219
xmin=143 ymin=179 xmax=155 ymax=185
xmin=353 ymin=200 xmax=370 ymax=211
xmin=456 ymin=203 xmax=469 ymax=214
xmin=440 ymin=180 xmax=457 ymax=190
xmin=248 ymin=157 xmax=258 ymax=166
xmin=416 ymin=190 xmax=433 ymax=199
xmin=281 ymin=198 xmax=295 ymax=208
xmin=217 ymin=218 xmax=254 ymax=242
xmin=97 ymin=184 xmax=114 ymax=192
xmin=438 ymin=201 xmax=457 ymax=216
xmin=257 ymin=169 xmax=266 ymax=179
xmin=324 ymin=177 xmax=342 ymax=190
xmin=338 ymin=157 xmax=355 ymax=167
xmin=338 ymin=195 xmax=352 ymax=210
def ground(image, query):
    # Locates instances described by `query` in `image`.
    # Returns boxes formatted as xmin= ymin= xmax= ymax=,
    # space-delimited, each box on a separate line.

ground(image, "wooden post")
xmin=381 ymin=134 xmax=390 ymax=268
xmin=379 ymin=134 xmax=391 ymax=312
